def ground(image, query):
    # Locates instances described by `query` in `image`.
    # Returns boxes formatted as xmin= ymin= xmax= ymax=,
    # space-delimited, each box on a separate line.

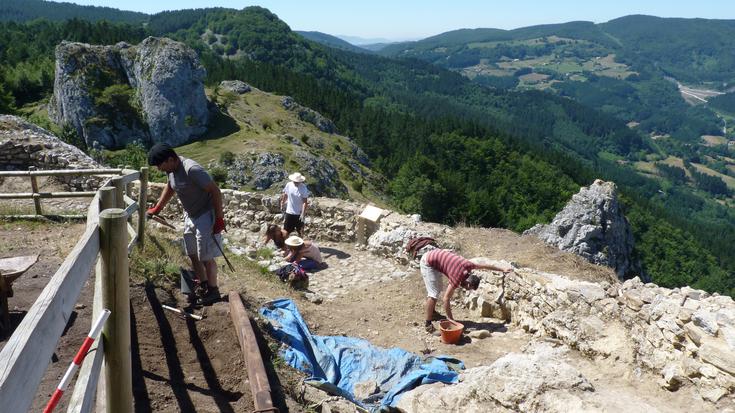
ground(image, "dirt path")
xmin=0 ymin=220 xmax=91 ymax=411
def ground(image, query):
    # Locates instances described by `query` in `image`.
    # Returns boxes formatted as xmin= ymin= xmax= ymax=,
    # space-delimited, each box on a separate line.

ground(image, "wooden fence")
xmin=0 ymin=167 xmax=149 ymax=412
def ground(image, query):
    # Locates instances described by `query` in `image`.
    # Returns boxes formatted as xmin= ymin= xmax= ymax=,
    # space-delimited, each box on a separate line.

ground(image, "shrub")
xmin=219 ymin=150 xmax=236 ymax=166
xmin=210 ymin=165 xmax=228 ymax=185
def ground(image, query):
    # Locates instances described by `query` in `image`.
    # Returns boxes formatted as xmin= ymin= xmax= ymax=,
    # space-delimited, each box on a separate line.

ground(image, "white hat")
xmin=288 ymin=172 xmax=306 ymax=182
xmin=285 ymin=235 xmax=304 ymax=247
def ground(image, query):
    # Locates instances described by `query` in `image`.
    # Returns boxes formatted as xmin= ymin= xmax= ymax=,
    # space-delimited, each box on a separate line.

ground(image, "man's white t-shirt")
xmin=283 ymin=182 xmax=309 ymax=215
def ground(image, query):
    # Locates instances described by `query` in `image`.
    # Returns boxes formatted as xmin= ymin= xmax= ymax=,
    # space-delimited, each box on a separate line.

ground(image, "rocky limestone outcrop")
xmin=216 ymin=150 xmax=348 ymax=196
xmin=50 ymin=37 xmax=210 ymax=150
xmin=293 ymin=150 xmax=347 ymax=197
xmin=397 ymin=343 xmax=602 ymax=412
xmin=524 ymin=179 xmax=641 ymax=279
xmin=281 ymin=96 xmax=337 ymax=134
xmin=0 ymin=115 xmax=101 ymax=189
xmin=218 ymin=80 xmax=251 ymax=94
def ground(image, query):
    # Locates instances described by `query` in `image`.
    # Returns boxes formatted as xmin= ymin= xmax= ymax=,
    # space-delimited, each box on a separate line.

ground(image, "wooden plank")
xmin=123 ymin=201 xmax=138 ymax=218
xmin=0 ymin=191 xmax=96 ymax=199
xmin=229 ymin=291 xmax=276 ymax=412
xmin=67 ymin=261 xmax=105 ymax=413
xmin=0 ymin=227 xmax=100 ymax=413
xmin=0 ymin=169 xmax=122 ymax=177
xmin=137 ymin=167 xmax=148 ymax=249
xmin=117 ymin=171 xmax=140 ymax=186
xmin=100 ymin=209 xmax=132 ymax=412
xmin=0 ymin=214 xmax=86 ymax=221
xmin=29 ymin=166 xmax=43 ymax=215
xmin=126 ymin=222 xmax=138 ymax=254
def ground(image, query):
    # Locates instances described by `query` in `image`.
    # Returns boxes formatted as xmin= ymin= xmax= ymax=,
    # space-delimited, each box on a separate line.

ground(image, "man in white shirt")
xmin=280 ymin=172 xmax=309 ymax=236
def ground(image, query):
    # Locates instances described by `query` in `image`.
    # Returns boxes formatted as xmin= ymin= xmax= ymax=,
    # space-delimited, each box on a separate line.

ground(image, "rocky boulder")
xmin=281 ymin=96 xmax=337 ymax=134
xmin=50 ymin=37 xmax=209 ymax=150
xmin=396 ymin=343 xmax=599 ymax=413
xmin=219 ymin=80 xmax=251 ymax=94
xmin=524 ymin=179 xmax=641 ymax=279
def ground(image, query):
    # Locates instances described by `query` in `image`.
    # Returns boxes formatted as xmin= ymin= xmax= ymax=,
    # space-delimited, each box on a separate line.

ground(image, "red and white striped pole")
xmin=43 ymin=309 xmax=111 ymax=413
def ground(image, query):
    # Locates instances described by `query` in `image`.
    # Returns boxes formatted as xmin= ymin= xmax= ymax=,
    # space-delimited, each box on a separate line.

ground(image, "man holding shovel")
xmin=147 ymin=143 xmax=226 ymax=306
xmin=421 ymin=249 xmax=512 ymax=333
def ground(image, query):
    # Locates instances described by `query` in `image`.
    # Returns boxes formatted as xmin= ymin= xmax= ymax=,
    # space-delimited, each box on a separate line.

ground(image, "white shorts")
xmin=420 ymin=253 xmax=443 ymax=299
xmin=183 ymin=210 xmax=222 ymax=262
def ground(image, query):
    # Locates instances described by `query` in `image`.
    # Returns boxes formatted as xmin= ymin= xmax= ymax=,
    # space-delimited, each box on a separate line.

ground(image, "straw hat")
xmin=288 ymin=172 xmax=306 ymax=182
xmin=285 ymin=236 xmax=304 ymax=247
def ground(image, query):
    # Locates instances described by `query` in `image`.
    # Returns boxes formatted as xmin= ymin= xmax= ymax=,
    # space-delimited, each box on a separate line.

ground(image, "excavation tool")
xmin=162 ymin=304 xmax=203 ymax=320
xmin=147 ymin=213 xmax=177 ymax=230
xmin=213 ymin=235 xmax=235 ymax=272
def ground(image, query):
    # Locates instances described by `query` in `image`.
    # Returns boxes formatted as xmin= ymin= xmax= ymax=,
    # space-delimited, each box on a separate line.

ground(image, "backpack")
xmin=276 ymin=263 xmax=309 ymax=290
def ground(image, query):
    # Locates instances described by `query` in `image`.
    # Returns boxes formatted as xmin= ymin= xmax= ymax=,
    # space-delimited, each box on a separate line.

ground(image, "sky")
xmin=55 ymin=1 xmax=735 ymax=41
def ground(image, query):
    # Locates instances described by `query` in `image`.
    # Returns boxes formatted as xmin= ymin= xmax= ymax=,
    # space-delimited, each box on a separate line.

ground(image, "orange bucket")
xmin=438 ymin=320 xmax=464 ymax=344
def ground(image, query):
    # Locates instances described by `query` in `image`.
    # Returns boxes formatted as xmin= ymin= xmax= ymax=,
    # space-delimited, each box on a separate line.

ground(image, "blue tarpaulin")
xmin=260 ymin=298 xmax=463 ymax=411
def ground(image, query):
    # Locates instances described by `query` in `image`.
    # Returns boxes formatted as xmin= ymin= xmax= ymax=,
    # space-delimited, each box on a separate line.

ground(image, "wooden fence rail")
xmin=0 ymin=167 xmax=149 ymax=413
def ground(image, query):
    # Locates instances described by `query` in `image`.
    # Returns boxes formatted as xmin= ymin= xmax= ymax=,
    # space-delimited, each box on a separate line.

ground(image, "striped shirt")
xmin=425 ymin=249 xmax=477 ymax=288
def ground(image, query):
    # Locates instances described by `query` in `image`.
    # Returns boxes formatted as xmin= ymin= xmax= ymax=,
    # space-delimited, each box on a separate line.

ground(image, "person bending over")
xmin=420 ymin=248 xmax=511 ymax=333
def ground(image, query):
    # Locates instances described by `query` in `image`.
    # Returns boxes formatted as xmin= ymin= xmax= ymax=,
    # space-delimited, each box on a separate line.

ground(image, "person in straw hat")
xmin=280 ymin=172 xmax=309 ymax=236
xmin=284 ymin=235 xmax=323 ymax=270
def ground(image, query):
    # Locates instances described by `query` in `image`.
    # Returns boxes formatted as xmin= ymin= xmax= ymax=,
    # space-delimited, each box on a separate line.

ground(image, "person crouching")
xmin=284 ymin=236 xmax=323 ymax=270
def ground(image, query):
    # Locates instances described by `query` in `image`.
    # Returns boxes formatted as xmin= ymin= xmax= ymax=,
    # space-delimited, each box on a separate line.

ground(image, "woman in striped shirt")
xmin=420 ymin=249 xmax=512 ymax=333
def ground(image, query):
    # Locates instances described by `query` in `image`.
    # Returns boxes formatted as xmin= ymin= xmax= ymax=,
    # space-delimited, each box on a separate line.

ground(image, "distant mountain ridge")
xmin=295 ymin=31 xmax=370 ymax=54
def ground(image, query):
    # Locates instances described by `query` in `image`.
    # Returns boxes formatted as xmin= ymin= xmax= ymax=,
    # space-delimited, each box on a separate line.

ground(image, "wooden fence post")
xmin=99 ymin=209 xmax=132 ymax=412
xmin=99 ymin=187 xmax=116 ymax=211
xmin=28 ymin=166 xmax=42 ymax=215
xmin=137 ymin=167 xmax=148 ymax=249
xmin=111 ymin=177 xmax=125 ymax=209
xmin=124 ymin=166 xmax=133 ymax=225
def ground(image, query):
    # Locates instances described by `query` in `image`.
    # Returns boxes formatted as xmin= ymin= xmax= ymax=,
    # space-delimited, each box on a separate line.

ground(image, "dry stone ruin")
xmin=0 ymin=115 xmax=101 ymax=190
xmin=141 ymin=182 xmax=735 ymax=407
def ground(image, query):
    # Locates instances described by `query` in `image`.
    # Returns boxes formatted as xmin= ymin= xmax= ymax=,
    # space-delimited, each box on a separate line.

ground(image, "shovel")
xmin=212 ymin=235 xmax=235 ymax=272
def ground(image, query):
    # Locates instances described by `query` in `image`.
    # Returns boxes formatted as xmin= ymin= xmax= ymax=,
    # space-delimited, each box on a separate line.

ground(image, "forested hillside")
xmin=0 ymin=6 xmax=732 ymax=296
xmin=0 ymin=0 xmax=147 ymax=23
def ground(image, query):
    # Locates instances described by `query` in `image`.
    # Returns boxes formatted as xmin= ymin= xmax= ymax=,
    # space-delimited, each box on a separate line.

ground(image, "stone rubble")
xmin=0 ymin=115 xmax=101 ymax=190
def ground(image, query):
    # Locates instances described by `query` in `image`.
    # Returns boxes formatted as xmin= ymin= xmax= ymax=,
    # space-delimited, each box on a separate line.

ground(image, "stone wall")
xmin=464 ymin=267 xmax=735 ymax=403
xmin=145 ymin=183 xmax=361 ymax=243
xmin=0 ymin=115 xmax=101 ymax=190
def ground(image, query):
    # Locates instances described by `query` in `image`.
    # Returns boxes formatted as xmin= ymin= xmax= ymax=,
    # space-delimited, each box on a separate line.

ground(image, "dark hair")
xmin=266 ymin=224 xmax=285 ymax=248
xmin=466 ymin=273 xmax=481 ymax=290
xmin=147 ymin=143 xmax=177 ymax=166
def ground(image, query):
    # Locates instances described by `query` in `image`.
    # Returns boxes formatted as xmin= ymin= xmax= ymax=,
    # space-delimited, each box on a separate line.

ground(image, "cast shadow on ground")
xmin=193 ymin=109 xmax=240 ymax=142
xmin=460 ymin=320 xmax=508 ymax=333
xmin=0 ymin=310 xmax=27 ymax=340
xmin=135 ymin=284 xmax=197 ymax=412
xmin=131 ymin=302 xmax=152 ymax=413
xmin=186 ymin=305 xmax=242 ymax=412
xmin=320 ymin=247 xmax=350 ymax=260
